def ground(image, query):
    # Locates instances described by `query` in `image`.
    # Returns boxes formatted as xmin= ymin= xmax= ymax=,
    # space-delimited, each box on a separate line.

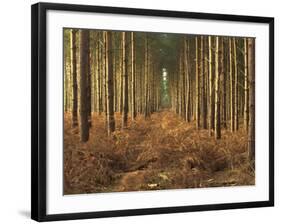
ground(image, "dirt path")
xmin=64 ymin=110 xmax=254 ymax=194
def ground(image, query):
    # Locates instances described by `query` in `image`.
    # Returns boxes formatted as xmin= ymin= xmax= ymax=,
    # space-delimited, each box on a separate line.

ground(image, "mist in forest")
xmin=63 ymin=28 xmax=255 ymax=194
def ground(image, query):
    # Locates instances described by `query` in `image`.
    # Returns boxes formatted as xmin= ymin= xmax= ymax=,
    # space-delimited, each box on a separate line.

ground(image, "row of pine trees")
xmin=63 ymin=29 xmax=255 ymax=160
xmin=168 ymin=35 xmax=255 ymax=159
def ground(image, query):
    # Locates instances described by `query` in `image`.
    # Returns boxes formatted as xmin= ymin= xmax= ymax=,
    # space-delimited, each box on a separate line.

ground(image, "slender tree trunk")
xmin=119 ymin=35 xmax=123 ymax=113
xmin=208 ymin=36 xmax=214 ymax=135
xmin=248 ymin=38 xmax=255 ymax=160
xmin=71 ymin=29 xmax=78 ymax=127
xmin=122 ymin=32 xmax=129 ymax=128
xmin=103 ymin=31 xmax=108 ymax=127
xmin=97 ymin=32 xmax=102 ymax=115
xmin=195 ymin=36 xmax=200 ymax=129
xmin=144 ymin=34 xmax=150 ymax=118
xmin=106 ymin=31 xmax=115 ymax=135
xmin=131 ymin=32 xmax=136 ymax=120
xmin=233 ymin=37 xmax=239 ymax=131
xmin=214 ymin=36 xmax=221 ymax=139
xmin=229 ymin=38 xmax=234 ymax=132
xmin=201 ymin=36 xmax=207 ymax=129
xmin=79 ymin=30 xmax=90 ymax=142
xmin=244 ymin=38 xmax=249 ymax=131
xmin=221 ymin=38 xmax=227 ymax=129
xmin=87 ymin=33 xmax=92 ymax=127
xmin=184 ymin=37 xmax=190 ymax=122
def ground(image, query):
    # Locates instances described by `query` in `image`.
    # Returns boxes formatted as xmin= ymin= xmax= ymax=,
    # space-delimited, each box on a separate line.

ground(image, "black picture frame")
xmin=31 ymin=2 xmax=274 ymax=222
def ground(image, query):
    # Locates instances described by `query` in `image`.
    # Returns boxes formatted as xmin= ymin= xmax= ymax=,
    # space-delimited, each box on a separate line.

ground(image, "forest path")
xmin=64 ymin=110 xmax=254 ymax=194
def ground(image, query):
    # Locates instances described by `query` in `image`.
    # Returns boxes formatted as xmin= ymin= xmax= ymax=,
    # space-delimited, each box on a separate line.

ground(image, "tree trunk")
xmin=201 ymin=36 xmax=207 ymax=129
xmin=214 ymin=36 xmax=221 ymax=139
xmin=71 ymin=29 xmax=78 ymax=127
xmin=248 ymin=38 xmax=255 ymax=160
xmin=144 ymin=34 xmax=150 ymax=118
xmin=106 ymin=31 xmax=115 ymax=135
xmin=244 ymin=38 xmax=249 ymax=131
xmin=87 ymin=33 xmax=92 ymax=127
xmin=233 ymin=37 xmax=239 ymax=131
xmin=122 ymin=32 xmax=129 ymax=128
xmin=229 ymin=37 xmax=234 ymax=132
xmin=103 ymin=31 xmax=108 ymax=127
xmin=195 ymin=36 xmax=200 ymax=129
xmin=131 ymin=32 xmax=136 ymax=120
xmin=79 ymin=30 xmax=90 ymax=142
xmin=208 ymin=36 xmax=214 ymax=136
xmin=184 ymin=37 xmax=190 ymax=122
xmin=221 ymin=38 xmax=226 ymax=129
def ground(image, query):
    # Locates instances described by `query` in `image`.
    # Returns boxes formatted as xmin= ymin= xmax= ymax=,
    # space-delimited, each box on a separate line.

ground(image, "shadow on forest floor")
xmin=63 ymin=110 xmax=254 ymax=195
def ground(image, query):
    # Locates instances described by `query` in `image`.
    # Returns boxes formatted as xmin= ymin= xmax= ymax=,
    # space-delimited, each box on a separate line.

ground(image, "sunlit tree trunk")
xmin=221 ymin=38 xmax=226 ymax=129
xmin=201 ymin=36 xmax=207 ymax=129
xmin=103 ymin=31 xmax=108 ymax=127
xmin=195 ymin=36 xmax=200 ymax=129
xmin=144 ymin=34 xmax=150 ymax=118
xmin=208 ymin=36 xmax=214 ymax=136
xmin=70 ymin=29 xmax=78 ymax=127
xmin=248 ymin=38 xmax=255 ymax=160
xmin=122 ymin=32 xmax=129 ymax=127
xmin=214 ymin=36 xmax=221 ymax=139
xmin=87 ymin=32 xmax=92 ymax=127
xmin=79 ymin=30 xmax=90 ymax=142
xmin=131 ymin=32 xmax=136 ymax=120
xmin=106 ymin=31 xmax=115 ymax=135
xmin=229 ymin=37 xmax=234 ymax=132
xmin=244 ymin=38 xmax=249 ymax=131
xmin=233 ymin=38 xmax=239 ymax=131
xmin=184 ymin=37 xmax=191 ymax=122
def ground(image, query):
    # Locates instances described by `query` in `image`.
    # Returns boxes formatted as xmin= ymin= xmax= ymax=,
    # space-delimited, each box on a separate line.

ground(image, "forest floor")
xmin=64 ymin=110 xmax=255 ymax=195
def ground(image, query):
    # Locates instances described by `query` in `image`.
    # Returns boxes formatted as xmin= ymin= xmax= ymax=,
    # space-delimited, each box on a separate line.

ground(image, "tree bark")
xmin=208 ymin=36 xmax=214 ymax=135
xmin=248 ymin=38 xmax=255 ymax=160
xmin=195 ymin=36 xmax=200 ymax=129
xmin=70 ymin=29 xmax=78 ymax=128
xmin=106 ymin=31 xmax=115 ymax=135
xmin=131 ymin=32 xmax=136 ymax=120
xmin=79 ymin=30 xmax=90 ymax=142
xmin=214 ymin=36 xmax=221 ymax=139
xmin=244 ymin=38 xmax=249 ymax=131
xmin=201 ymin=36 xmax=207 ymax=129
xmin=229 ymin=37 xmax=234 ymax=132
xmin=122 ymin=32 xmax=129 ymax=128
xmin=233 ymin=37 xmax=239 ymax=131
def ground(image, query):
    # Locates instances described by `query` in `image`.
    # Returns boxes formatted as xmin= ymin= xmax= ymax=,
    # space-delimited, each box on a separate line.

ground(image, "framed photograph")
xmin=31 ymin=2 xmax=274 ymax=222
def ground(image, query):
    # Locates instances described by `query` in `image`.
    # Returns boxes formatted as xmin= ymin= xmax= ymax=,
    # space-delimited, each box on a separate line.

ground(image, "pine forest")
xmin=63 ymin=28 xmax=255 ymax=194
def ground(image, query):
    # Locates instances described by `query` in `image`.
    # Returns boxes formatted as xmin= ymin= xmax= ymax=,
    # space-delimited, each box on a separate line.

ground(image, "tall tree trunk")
xmin=195 ymin=36 xmax=200 ymax=129
xmin=106 ymin=31 xmax=115 ymax=135
xmin=79 ymin=30 xmax=90 ymax=142
xmin=248 ymin=38 xmax=255 ymax=160
xmin=97 ymin=32 xmax=102 ymax=115
xmin=244 ymin=38 xmax=249 ymax=131
xmin=87 ymin=33 xmax=92 ymax=127
xmin=103 ymin=31 xmax=108 ymax=127
xmin=184 ymin=37 xmax=190 ymax=122
xmin=201 ymin=36 xmax=207 ymax=129
xmin=229 ymin=37 xmax=234 ymax=132
xmin=144 ymin=34 xmax=150 ymax=118
xmin=214 ymin=36 xmax=221 ymax=139
xmin=71 ymin=29 xmax=78 ymax=127
xmin=131 ymin=32 xmax=136 ymax=120
xmin=208 ymin=36 xmax=214 ymax=136
xmin=119 ymin=35 xmax=123 ymax=113
xmin=233 ymin=37 xmax=239 ymax=131
xmin=221 ymin=38 xmax=227 ymax=128
xmin=122 ymin=32 xmax=129 ymax=128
